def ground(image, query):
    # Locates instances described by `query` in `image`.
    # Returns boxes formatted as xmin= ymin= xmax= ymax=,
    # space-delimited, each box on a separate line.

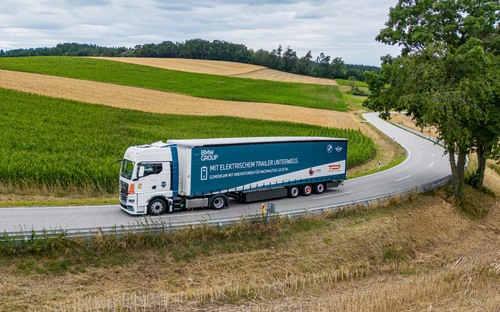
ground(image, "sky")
xmin=0 ymin=0 xmax=403 ymax=66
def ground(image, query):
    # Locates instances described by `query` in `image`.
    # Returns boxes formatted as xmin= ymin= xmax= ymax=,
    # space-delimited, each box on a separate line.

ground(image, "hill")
xmin=0 ymin=69 xmax=356 ymax=129
xmin=93 ymin=57 xmax=339 ymax=85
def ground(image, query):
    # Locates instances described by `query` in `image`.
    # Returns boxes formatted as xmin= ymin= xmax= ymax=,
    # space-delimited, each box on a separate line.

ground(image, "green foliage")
xmin=336 ymin=79 xmax=368 ymax=88
xmin=0 ymin=88 xmax=372 ymax=193
xmin=0 ymin=56 xmax=348 ymax=111
xmin=369 ymin=0 xmax=500 ymax=198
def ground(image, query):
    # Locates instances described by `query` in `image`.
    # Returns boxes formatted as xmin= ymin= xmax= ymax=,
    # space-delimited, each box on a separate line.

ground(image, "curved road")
xmin=0 ymin=113 xmax=451 ymax=233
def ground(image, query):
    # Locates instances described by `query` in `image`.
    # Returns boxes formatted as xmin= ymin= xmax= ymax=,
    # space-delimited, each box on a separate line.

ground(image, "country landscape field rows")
xmin=0 ymin=57 xmax=372 ymax=197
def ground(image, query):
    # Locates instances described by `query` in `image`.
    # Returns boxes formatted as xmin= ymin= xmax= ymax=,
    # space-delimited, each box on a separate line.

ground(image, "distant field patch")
xmin=234 ymin=68 xmax=338 ymax=85
xmin=0 ymin=88 xmax=373 ymax=193
xmin=0 ymin=57 xmax=346 ymax=111
xmin=95 ymin=57 xmax=338 ymax=85
xmin=93 ymin=57 xmax=266 ymax=76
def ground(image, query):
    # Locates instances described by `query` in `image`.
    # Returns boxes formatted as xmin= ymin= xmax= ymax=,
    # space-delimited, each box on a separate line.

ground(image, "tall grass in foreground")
xmin=0 ymin=56 xmax=348 ymax=111
xmin=0 ymin=88 xmax=373 ymax=194
xmin=3 ymin=187 xmax=497 ymax=311
xmin=56 ymin=267 xmax=499 ymax=311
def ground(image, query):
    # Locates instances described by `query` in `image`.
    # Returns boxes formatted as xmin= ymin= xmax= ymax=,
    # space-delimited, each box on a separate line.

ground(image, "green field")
xmin=0 ymin=56 xmax=347 ymax=111
xmin=0 ymin=88 xmax=373 ymax=194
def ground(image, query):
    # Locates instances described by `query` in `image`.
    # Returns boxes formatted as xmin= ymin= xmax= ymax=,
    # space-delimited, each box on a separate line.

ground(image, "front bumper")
xmin=119 ymin=194 xmax=146 ymax=215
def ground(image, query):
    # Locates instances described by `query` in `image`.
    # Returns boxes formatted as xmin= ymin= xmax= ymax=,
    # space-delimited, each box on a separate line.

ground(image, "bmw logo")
xmin=326 ymin=144 xmax=333 ymax=153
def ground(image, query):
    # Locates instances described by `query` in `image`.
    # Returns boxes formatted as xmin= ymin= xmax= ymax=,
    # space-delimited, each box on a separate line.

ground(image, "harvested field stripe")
xmin=0 ymin=69 xmax=360 ymax=130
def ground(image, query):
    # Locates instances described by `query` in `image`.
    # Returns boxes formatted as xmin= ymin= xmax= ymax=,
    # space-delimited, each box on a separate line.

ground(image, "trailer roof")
xmin=167 ymin=136 xmax=346 ymax=147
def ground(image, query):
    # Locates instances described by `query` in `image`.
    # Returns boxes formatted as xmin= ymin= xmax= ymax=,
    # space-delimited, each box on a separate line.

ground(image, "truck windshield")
xmin=120 ymin=159 xmax=135 ymax=180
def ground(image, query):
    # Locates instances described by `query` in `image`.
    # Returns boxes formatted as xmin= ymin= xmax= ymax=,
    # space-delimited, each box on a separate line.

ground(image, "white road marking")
xmin=428 ymin=162 xmax=434 ymax=168
xmin=432 ymin=153 xmax=435 ymax=158
xmin=420 ymin=145 xmax=426 ymax=149
xmin=395 ymin=175 xmax=412 ymax=182
xmin=314 ymin=191 xmax=352 ymax=200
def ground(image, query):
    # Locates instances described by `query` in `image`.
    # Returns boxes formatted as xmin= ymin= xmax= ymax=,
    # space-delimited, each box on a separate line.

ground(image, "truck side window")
xmin=141 ymin=163 xmax=163 ymax=177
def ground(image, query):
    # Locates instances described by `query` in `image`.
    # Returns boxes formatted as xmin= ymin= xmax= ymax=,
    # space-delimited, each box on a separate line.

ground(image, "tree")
xmin=330 ymin=57 xmax=346 ymax=78
xmin=295 ymin=51 xmax=313 ymax=75
xmin=313 ymin=53 xmax=331 ymax=78
xmin=282 ymin=46 xmax=298 ymax=72
xmin=365 ymin=0 xmax=500 ymax=200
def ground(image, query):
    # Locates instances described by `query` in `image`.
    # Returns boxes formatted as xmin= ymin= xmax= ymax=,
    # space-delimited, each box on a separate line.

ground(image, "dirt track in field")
xmin=93 ymin=57 xmax=339 ymax=85
xmin=0 ymin=69 xmax=358 ymax=130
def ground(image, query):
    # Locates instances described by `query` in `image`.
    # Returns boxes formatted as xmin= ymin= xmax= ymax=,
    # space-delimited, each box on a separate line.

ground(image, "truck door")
xmin=157 ymin=162 xmax=171 ymax=191
xmin=138 ymin=162 xmax=171 ymax=192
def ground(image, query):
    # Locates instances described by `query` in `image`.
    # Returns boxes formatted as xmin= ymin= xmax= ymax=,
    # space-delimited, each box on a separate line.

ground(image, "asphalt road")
xmin=0 ymin=112 xmax=451 ymax=233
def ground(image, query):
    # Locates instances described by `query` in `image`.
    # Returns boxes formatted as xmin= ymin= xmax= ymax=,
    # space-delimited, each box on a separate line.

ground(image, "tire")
xmin=148 ymin=198 xmax=167 ymax=215
xmin=210 ymin=195 xmax=226 ymax=210
xmin=288 ymin=186 xmax=300 ymax=198
xmin=313 ymin=183 xmax=325 ymax=194
xmin=302 ymin=184 xmax=313 ymax=196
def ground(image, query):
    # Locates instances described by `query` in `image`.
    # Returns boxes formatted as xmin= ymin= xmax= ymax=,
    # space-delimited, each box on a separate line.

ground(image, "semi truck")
xmin=119 ymin=137 xmax=347 ymax=215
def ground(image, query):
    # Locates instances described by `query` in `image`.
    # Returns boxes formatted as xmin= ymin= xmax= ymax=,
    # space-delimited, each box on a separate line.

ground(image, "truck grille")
xmin=120 ymin=181 xmax=129 ymax=195
xmin=120 ymin=181 xmax=129 ymax=204
xmin=120 ymin=193 xmax=128 ymax=204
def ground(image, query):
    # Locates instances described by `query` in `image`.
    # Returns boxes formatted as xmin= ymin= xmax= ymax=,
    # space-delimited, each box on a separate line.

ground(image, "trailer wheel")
xmin=302 ymin=184 xmax=313 ymax=196
xmin=148 ymin=198 xmax=167 ymax=215
xmin=288 ymin=186 xmax=300 ymax=198
xmin=313 ymin=183 xmax=325 ymax=194
xmin=210 ymin=195 xmax=226 ymax=210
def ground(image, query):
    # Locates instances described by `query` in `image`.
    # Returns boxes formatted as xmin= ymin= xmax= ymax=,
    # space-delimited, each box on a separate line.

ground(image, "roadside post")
xmin=261 ymin=202 xmax=276 ymax=224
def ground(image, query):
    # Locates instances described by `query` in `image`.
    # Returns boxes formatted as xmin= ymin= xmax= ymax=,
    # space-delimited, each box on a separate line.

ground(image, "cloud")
xmin=0 ymin=0 xmax=401 ymax=65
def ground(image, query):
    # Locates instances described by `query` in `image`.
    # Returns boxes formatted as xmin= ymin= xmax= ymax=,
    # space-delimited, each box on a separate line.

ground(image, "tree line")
xmin=0 ymin=40 xmax=379 ymax=81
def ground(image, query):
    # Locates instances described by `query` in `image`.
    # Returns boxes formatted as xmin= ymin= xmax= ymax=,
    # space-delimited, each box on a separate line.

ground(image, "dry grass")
xmin=93 ymin=57 xmax=338 ymax=85
xmin=1 ymin=188 xmax=498 ymax=311
xmin=390 ymin=113 xmax=438 ymax=138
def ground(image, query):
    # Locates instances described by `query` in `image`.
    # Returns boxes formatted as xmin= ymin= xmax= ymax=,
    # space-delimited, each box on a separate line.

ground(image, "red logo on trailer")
xmin=308 ymin=168 xmax=315 ymax=176
xmin=328 ymin=164 xmax=341 ymax=171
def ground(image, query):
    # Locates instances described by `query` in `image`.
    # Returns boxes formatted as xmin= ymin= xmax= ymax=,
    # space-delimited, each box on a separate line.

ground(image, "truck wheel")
xmin=210 ymin=195 xmax=226 ymax=210
xmin=313 ymin=183 xmax=325 ymax=194
xmin=288 ymin=186 xmax=300 ymax=198
xmin=148 ymin=198 xmax=167 ymax=215
xmin=302 ymin=184 xmax=313 ymax=196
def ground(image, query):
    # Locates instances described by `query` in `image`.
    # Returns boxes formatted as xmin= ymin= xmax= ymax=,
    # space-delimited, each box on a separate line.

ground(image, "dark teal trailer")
xmin=120 ymin=137 xmax=347 ymax=215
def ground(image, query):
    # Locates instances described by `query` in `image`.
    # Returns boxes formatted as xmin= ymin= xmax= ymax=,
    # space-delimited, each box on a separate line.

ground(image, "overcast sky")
xmin=0 ymin=0 xmax=403 ymax=66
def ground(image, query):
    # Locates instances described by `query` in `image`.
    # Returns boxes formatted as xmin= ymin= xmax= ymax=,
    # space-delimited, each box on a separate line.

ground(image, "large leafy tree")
xmin=365 ymin=0 xmax=499 ymax=199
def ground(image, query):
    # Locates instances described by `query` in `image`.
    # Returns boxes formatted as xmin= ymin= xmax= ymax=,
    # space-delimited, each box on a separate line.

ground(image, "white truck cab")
xmin=119 ymin=142 xmax=177 ymax=215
